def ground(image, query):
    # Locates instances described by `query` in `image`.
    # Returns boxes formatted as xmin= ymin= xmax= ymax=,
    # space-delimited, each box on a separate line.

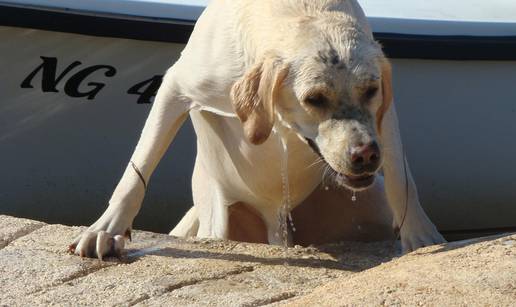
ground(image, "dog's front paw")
xmin=69 ymin=212 xmax=132 ymax=260
xmin=69 ymin=230 xmax=128 ymax=260
xmin=399 ymin=216 xmax=446 ymax=254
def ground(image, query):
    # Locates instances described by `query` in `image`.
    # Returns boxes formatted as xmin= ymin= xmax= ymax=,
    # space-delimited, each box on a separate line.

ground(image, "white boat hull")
xmin=1 ymin=1 xmax=515 ymax=237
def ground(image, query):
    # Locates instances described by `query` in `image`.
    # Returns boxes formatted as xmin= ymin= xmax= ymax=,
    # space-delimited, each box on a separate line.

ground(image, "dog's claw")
xmin=68 ymin=243 xmax=77 ymax=254
xmin=125 ymin=229 xmax=132 ymax=241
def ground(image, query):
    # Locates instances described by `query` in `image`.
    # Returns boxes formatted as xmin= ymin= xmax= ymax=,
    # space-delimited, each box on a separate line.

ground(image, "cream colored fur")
xmin=70 ymin=0 xmax=445 ymax=258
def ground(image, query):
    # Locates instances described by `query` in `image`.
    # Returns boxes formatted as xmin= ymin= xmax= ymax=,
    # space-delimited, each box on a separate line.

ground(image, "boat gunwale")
xmin=2 ymin=3 xmax=516 ymax=61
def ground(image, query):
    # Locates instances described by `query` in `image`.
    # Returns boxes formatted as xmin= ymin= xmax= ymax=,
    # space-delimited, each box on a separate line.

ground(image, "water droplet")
xmin=288 ymin=213 xmax=296 ymax=232
xmin=351 ymin=191 xmax=357 ymax=202
xmin=324 ymin=186 xmax=329 ymax=191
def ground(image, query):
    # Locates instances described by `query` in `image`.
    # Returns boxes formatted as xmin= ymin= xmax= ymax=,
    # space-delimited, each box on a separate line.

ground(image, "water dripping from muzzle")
xmin=324 ymin=183 xmax=358 ymax=202
xmin=277 ymin=132 xmax=296 ymax=248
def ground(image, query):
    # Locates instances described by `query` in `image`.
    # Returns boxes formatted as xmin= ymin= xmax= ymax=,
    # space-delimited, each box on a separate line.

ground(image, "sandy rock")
xmin=286 ymin=234 xmax=516 ymax=306
xmin=0 ymin=215 xmax=513 ymax=307
xmin=0 ymin=215 xmax=45 ymax=248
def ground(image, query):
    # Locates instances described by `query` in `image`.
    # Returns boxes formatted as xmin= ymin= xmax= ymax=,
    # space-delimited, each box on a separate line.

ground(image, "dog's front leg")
xmin=70 ymin=71 xmax=191 ymax=259
xmin=381 ymin=104 xmax=446 ymax=253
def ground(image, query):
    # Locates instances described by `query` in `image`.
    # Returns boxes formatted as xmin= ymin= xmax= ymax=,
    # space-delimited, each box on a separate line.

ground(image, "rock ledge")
xmin=0 ymin=215 xmax=514 ymax=306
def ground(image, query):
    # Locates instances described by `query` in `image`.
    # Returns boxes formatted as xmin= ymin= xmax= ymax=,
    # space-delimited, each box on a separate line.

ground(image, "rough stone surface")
xmin=0 ymin=215 xmax=45 ymax=249
xmin=287 ymin=235 xmax=516 ymax=306
xmin=0 ymin=215 xmax=514 ymax=306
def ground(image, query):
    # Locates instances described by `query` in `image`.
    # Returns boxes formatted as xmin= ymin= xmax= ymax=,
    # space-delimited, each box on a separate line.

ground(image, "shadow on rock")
xmin=124 ymin=239 xmax=399 ymax=272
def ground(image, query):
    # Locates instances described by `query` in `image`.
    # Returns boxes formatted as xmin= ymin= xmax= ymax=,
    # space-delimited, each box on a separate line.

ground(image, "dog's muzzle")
xmin=304 ymin=137 xmax=377 ymax=190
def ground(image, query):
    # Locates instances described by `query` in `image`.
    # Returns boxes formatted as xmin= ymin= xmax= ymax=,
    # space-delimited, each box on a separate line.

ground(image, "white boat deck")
xmin=2 ymin=0 xmax=516 ymax=36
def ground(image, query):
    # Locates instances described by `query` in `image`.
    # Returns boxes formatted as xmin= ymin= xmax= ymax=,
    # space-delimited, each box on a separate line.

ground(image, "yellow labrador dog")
xmin=70 ymin=0 xmax=445 ymax=259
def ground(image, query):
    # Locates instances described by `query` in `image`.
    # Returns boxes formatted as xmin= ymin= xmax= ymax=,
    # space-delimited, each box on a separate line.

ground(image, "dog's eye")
xmin=363 ymin=86 xmax=379 ymax=101
xmin=305 ymin=93 xmax=328 ymax=107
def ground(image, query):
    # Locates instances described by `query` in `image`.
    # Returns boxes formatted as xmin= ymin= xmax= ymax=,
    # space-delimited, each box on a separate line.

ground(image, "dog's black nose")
xmin=350 ymin=141 xmax=380 ymax=172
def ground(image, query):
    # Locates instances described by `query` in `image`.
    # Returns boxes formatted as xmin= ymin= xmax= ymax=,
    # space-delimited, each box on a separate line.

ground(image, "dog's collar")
xmin=130 ymin=161 xmax=147 ymax=190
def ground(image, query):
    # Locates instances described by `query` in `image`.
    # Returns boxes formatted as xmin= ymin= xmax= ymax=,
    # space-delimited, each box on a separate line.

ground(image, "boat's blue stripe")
xmin=2 ymin=5 xmax=516 ymax=61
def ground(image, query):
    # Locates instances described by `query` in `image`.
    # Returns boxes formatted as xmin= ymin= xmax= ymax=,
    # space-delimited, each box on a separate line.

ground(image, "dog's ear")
xmin=231 ymin=55 xmax=289 ymax=145
xmin=376 ymin=58 xmax=393 ymax=135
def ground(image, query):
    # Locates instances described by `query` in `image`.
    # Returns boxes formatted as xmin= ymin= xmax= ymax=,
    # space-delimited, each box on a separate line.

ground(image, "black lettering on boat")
xmin=127 ymin=75 xmax=163 ymax=104
xmin=20 ymin=56 xmax=117 ymax=100
xmin=64 ymin=65 xmax=116 ymax=100
xmin=21 ymin=56 xmax=81 ymax=92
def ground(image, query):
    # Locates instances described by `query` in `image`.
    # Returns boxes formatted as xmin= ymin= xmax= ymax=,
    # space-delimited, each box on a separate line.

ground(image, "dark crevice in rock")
xmin=243 ymin=291 xmax=298 ymax=307
xmin=25 ymin=262 xmax=115 ymax=296
xmin=58 ymin=264 xmax=114 ymax=284
xmin=0 ymin=223 xmax=46 ymax=250
xmin=127 ymin=265 xmax=256 ymax=306
xmin=165 ymin=265 xmax=256 ymax=292
xmin=126 ymin=294 xmax=150 ymax=306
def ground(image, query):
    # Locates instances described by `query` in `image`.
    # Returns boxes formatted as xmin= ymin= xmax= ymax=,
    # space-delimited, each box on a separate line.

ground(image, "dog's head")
xmin=231 ymin=17 xmax=392 ymax=191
